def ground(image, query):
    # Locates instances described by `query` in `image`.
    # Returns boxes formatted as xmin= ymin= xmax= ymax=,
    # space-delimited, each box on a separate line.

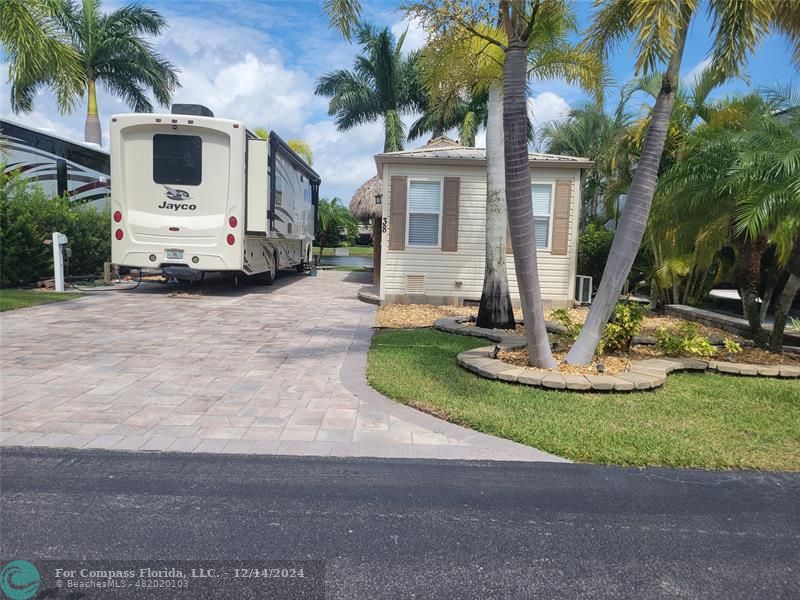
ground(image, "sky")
xmin=1 ymin=0 xmax=797 ymax=202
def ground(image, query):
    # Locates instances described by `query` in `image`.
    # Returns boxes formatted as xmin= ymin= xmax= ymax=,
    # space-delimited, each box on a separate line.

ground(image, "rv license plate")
xmin=165 ymin=249 xmax=184 ymax=260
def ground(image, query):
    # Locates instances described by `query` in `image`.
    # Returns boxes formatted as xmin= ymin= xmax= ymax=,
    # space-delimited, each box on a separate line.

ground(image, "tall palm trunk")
xmin=504 ymin=40 xmax=555 ymax=368
xmin=770 ymin=234 xmax=800 ymax=352
xmin=84 ymin=78 xmax=101 ymax=145
xmin=566 ymin=16 xmax=690 ymax=365
xmin=476 ymin=83 xmax=515 ymax=330
xmin=735 ymin=234 xmax=769 ymax=345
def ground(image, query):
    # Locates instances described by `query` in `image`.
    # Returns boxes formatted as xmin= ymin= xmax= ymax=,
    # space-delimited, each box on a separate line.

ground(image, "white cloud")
xmin=684 ymin=57 xmax=712 ymax=85
xmin=391 ymin=16 xmax=427 ymax=54
xmin=528 ymin=91 xmax=570 ymax=129
xmin=303 ymin=119 xmax=385 ymax=201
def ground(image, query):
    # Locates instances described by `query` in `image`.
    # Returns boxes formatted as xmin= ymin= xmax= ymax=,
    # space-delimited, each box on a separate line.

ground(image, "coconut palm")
xmin=566 ymin=0 xmax=778 ymax=365
xmin=315 ymin=24 xmax=424 ymax=153
xmin=5 ymin=0 xmax=179 ymax=145
xmin=408 ymin=87 xmax=489 ymax=146
xmin=1 ymin=0 xmax=84 ymax=113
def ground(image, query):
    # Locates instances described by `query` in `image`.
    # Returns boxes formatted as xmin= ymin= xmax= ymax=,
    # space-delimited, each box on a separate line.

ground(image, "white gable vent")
xmin=406 ymin=274 xmax=425 ymax=294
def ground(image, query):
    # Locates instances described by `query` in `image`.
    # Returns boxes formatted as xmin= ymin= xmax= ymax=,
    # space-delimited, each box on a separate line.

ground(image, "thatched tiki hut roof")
xmin=349 ymin=175 xmax=382 ymax=221
xmin=350 ymin=174 xmax=382 ymax=285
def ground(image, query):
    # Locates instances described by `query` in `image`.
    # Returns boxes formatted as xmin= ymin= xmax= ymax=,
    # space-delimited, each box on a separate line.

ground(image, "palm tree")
xmin=322 ymin=0 xmax=363 ymax=40
xmin=5 ymin=0 xmax=179 ymax=145
xmin=566 ymin=0 xmax=777 ymax=365
xmin=253 ymin=128 xmax=314 ymax=165
xmin=656 ymin=94 xmax=800 ymax=349
xmin=1 ymin=0 xmax=84 ymax=114
xmin=315 ymin=24 xmax=424 ymax=153
xmin=408 ymin=87 xmax=489 ymax=146
xmin=407 ymin=0 xmax=602 ymax=365
xmin=541 ymin=100 xmax=630 ymax=224
xmin=317 ymin=197 xmax=358 ymax=258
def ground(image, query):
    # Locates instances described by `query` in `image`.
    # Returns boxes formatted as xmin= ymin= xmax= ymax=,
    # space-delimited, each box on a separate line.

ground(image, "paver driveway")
xmin=0 ymin=271 xmax=563 ymax=461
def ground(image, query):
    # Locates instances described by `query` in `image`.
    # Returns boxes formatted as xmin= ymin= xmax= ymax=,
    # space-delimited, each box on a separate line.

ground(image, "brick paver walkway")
xmin=0 ymin=271 xmax=564 ymax=461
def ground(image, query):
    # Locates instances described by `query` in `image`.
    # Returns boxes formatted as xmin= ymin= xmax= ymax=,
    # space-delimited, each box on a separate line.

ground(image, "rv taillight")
xmin=113 ymin=211 xmax=122 ymax=222
xmin=229 ymin=216 xmax=237 ymax=228
xmin=115 ymin=229 xmax=124 ymax=240
xmin=226 ymin=234 xmax=235 ymax=246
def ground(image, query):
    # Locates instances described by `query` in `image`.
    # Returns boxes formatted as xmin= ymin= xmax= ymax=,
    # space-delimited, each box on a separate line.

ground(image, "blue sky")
xmin=2 ymin=0 xmax=796 ymax=201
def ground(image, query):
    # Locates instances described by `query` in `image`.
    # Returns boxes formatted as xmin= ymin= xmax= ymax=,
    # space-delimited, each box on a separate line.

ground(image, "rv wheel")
xmin=264 ymin=254 xmax=277 ymax=285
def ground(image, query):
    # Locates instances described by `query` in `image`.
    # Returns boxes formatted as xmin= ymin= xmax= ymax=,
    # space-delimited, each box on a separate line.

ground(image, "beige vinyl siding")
xmin=380 ymin=162 xmax=582 ymax=305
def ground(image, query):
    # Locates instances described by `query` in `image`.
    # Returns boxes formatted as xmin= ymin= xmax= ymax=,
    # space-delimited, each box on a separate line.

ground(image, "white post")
xmin=52 ymin=232 xmax=68 ymax=292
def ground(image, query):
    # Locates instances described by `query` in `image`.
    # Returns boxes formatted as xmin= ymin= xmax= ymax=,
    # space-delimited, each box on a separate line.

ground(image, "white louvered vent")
xmin=406 ymin=274 xmax=425 ymax=294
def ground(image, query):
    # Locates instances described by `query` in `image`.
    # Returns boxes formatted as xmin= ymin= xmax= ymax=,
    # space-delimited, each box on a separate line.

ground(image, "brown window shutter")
xmin=551 ymin=180 xmax=572 ymax=255
xmin=442 ymin=177 xmax=460 ymax=251
xmin=389 ymin=176 xmax=407 ymax=251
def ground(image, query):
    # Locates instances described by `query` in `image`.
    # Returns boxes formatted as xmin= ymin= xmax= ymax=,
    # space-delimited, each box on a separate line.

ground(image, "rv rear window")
xmin=153 ymin=134 xmax=202 ymax=185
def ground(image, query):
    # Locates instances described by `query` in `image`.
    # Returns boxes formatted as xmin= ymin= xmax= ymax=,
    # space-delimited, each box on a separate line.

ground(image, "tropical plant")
xmin=4 ymin=0 xmax=180 ymax=145
xmin=654 ymin=92 xmax=800 ymax=350
xmin=655 ymin=323 xmax=716 ymax=358
xmin=541 ymin=100 xmax=630 ymax=223
xmin=408 ymin=0 xmax=604 ymax=358
xmin=408 ymin=86 xmax=489 ymax=146
xmin=253 ymin=128 xmax=314 ymax=165
xmin=566 ymin=0 xmax=779 ymax=365
xmin=315 ymin=24 xmax=424 ymax=153
xmin=1 ymin=0 xmax=84 ymax=114
xmin=600 ymin=302 xmax=644 ymax=353
xmin=322 ymin=0 xmax=363 ymax=40
xmin=317 ymin=197 xmax=358 ymax=257
xmin=576 ymin=223 xmax=614 ymax=289
xmin=0 ymin=169 xmax=110 ymax=287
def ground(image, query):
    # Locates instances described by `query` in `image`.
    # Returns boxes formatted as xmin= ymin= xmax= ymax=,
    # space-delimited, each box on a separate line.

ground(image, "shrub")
xmin=723 ymin=338 xmax=742 ymax=355
xmin=655 ymin=322 xmax=716 ymax=358
xmin=577 ymin=223 xmax=614 ymax=286
xmin=0 ymin=169 xmax=110 ymax=287
xmin=549 ymin=308 xmax=581 ymax=340
xmin=601 ymin=302 xmax=644 ymax=353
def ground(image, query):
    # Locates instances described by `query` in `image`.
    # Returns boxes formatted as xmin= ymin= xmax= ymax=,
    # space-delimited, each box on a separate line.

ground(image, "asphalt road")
xmin=1 ymin=448 xmax=798 ymax=599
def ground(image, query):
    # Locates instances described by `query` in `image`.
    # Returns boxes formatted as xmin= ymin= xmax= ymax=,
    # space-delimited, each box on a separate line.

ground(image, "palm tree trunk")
xmin=566 ymin=16 xmax=690 ymax=365
xmin=504 ymin=40 xmax=555 ymax=368
xmin=736 ymin=235 xmax=769 ymax=346
xmin=477 ymin=83 xmax=515 ymax=330
xmin=770 ymin=234 xmax=800 ymax=352
xmin=85 ymin=78 xmax=101 ymax=145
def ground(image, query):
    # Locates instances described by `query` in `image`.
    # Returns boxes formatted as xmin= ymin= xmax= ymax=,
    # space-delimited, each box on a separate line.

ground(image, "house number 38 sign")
xmin=382 ymin=217 xmax=388 ymax=233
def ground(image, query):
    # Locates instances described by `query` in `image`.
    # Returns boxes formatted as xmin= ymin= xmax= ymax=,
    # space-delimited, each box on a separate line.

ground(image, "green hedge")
xmin=0 ymin=170 xmax=110 ymax=288
xmin=577 ymin=223 xmax=614 ymax=287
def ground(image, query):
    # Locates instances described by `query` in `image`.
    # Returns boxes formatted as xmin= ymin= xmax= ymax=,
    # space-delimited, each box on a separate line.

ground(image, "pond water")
xmin=318 ymin=255 xmax=373 ymax=268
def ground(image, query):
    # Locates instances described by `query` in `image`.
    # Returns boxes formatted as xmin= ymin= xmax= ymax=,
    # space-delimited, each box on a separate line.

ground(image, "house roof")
xmin=374 ymin=137 xmax=593 ymax=176
xmin=349 ymin=175 xmax=382 ymax=220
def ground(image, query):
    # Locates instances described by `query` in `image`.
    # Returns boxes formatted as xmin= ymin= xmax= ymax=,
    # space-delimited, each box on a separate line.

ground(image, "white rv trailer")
xmin=0 ymin=118 xmax=110 ymax=208
xmin=110 ymin=104 xmax=320 ymax=283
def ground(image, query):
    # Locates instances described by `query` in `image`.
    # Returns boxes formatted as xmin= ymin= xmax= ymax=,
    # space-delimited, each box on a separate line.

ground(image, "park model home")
xmin=374 ymin=138 xmax=592 ymax=307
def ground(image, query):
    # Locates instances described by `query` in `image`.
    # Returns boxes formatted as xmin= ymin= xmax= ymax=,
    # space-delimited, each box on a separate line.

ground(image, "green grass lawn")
xmin=0 ymin=289 xmax=82 ymax=311
xmin=313 ymin=246 xmax=373 ymax=256
xmin=367 ymin=328 xmax=800 ymax=471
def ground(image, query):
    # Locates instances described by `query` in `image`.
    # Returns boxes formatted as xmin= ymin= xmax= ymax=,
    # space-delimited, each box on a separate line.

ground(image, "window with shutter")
xmin=407 ymin=179 xmax=442 ymax=247
xmin=532 ymin=183 xmax=553 ymax=249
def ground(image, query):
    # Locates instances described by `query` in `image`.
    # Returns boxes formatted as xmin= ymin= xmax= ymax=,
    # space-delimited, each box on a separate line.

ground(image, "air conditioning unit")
xmin=575 ymin=275 xmax=593 ymax=304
